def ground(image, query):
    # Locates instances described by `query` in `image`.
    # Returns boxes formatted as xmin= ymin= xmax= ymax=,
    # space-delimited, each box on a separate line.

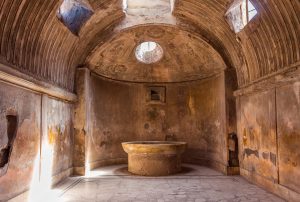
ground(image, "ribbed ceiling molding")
xmin=0 ymin=0 xmax=123 ymax=91
xmin=0 ymin=0 xmax=299 ymax=91
xmin=238 ymin=0 xmax=300 ymax=87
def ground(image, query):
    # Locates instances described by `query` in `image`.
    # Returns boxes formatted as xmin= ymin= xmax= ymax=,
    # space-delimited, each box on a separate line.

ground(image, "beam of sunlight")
xmin=84 ymin=148 xmax=112 ymax=177
xmin=84 ymin=149 xmax=105 ymax=177
xmin=170 ymin=0 xmax=175 ymax=12
xmin=122 ymin=0 xmax=127 ymax=12
xmin=85 ymin=169 xmax=111 ymax=177
xmin=84 ymin=147 xmax=109 ymax=177
xmin=28 ymin=128 xmax=62 ymax=202
xmin=85 ymin=160 xmax=91 ymax=177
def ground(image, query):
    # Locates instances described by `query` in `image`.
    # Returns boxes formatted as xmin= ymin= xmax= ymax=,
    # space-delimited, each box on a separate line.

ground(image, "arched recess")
xmin=72 ymin=19 xmax=241 ymax=174
xmin=69 ymin=18 xmax=243 ymax=86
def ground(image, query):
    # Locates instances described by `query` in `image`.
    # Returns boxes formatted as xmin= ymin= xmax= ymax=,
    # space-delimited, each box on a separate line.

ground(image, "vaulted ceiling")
xmin=87 ymin=25 xmax=226 ymax=83
xmin=0 ymin=0 xmax=299 ymax=91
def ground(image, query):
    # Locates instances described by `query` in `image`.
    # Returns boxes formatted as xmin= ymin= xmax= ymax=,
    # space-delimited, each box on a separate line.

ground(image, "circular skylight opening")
xmin=135 ymin=42 xmax=163 ymax=64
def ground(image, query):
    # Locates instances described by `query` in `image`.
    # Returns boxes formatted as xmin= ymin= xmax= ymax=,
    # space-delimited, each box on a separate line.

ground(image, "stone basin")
xmin=122 ymin=141 xmax=187 ymax=176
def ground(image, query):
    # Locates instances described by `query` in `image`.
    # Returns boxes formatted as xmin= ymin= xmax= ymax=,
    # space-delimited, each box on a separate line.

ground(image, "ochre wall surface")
xmin=237 ymin=90 xmax=278 ymax=181
xmin=0 ymin=0 xmax=299 ymax=201
xmin=0 ymin=81 xmax=73 ymax=201
xmin=44 ymin=96 xmax=73 ymax=178
xmin=276 ymin=82 xmax=300 ymax=194
xmin=0 ymin=82 xmax=41 ymax=200
xmin=73 ymin=68 xmax=89 ymax=174
xmin=85 ymin=73 xmax=227 ymax=171
xmin=237 ymin=80 xmax=300 ymax=199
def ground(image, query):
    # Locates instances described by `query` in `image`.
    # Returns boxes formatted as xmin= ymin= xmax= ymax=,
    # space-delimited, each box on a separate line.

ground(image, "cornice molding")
xmin=0 ymin=63 xmax=77 ymax=103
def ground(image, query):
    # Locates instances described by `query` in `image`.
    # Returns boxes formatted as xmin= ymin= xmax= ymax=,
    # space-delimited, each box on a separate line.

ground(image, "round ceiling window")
xmin=135 ymin=42 xmax=163 ymax=64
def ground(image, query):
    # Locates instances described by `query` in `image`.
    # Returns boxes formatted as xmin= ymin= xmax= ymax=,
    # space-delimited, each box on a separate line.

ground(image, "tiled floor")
xmin=10 ymin=164 xmax=284 ymax=202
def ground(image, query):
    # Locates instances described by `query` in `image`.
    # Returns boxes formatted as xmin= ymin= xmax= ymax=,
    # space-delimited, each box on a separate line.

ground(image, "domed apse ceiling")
xmin=87 ymin=26 xmax=226 ymax=83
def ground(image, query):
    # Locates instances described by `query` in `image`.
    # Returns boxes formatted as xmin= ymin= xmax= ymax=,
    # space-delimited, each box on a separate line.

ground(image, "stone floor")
xmin=10 ymin=164 xmax=284 ymax=202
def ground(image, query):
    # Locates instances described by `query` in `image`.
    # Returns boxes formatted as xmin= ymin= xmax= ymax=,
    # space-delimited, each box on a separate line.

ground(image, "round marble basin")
xmin=122 ymin=141 xmax=187 ymax=176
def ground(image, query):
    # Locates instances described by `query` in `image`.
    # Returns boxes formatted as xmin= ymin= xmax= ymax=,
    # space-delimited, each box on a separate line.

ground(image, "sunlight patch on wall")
xmin=28 ymin=130 xmax=61 ymax=202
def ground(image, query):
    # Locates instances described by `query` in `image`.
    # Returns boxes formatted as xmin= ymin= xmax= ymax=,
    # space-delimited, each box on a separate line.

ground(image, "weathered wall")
xmin=277 ymin=82 xmax=300 ymax=194
xmin=87 ymin=74 xmax=141 ymax=168
xmin=0 ymin=82 xmax=41 ymax=200
xmin=237 ymin=90 xmax=278 ymax=181
xmin=236 ymin=71 xmax=300 ymax=200
xmin=0 ymin=81 xmax=73 ymax=201
xmin=43 ymin=96 xmax=73 ymax=182
xmin=73 ymin=68 xmax=90 ymax=175
xmin=85 ymin=72 xmax=227 ymax=171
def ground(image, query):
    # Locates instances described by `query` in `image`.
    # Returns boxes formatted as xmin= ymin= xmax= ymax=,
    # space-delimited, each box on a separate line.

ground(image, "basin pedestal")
xmin=122 ymin=141 xmax=187 ymax=176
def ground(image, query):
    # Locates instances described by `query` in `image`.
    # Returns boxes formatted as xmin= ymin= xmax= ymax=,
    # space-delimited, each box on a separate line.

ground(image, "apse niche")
xmin=57 ymin=0 xmax=94 ymax=35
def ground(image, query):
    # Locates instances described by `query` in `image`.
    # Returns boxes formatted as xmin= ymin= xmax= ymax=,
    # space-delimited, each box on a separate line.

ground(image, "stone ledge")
xmin=183 ymin=158 xmax=228 ymax=175
xmin=73 ymin=166 xmax=85 ymax=176
xmin=240 ymin=168 xmax=300 ymax=202
xmin=235 ymin=61 xmax=300 ymax=97
xmin=5 ymin=167 xmax=74 ymax=201
xmin=88 ymin=158 xmax=128 ymax=170
xmin=52 ymin=167 xmax=74 ymax=186
xmin=226 ymin=166 xmax=240 ymax=176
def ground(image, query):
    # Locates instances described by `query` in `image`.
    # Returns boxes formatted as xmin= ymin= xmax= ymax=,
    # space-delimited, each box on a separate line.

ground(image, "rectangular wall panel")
xmin=277 ymin=82 xmax=300 ymax=193
xmin=237 ymin=90 xmax=278 ymax=182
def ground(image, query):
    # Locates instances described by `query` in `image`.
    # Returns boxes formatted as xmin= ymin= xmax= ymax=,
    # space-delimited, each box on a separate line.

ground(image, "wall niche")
xmin=146 ymin=86 xmax=166 ymax=104
xmin=0 ymin=112 xmax=18 ymax=177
